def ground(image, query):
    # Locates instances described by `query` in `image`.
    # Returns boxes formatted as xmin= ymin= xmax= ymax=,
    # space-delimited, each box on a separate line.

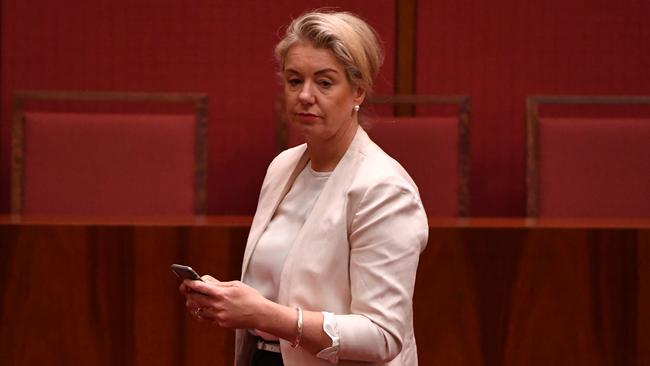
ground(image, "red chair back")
xmin=527 ymin=96 xmax=650 ymax=218
xmin=365 ymin=115 xmax=463 ymax=217
xmin=12 ymin=91 xmax=208 ymax=217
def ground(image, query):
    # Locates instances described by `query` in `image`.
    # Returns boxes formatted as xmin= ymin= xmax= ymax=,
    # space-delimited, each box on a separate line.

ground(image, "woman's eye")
xmin=287 ymin=79 xmax=302 ymax=87
xmin=318 ymin=80 xmax=332 ymax=88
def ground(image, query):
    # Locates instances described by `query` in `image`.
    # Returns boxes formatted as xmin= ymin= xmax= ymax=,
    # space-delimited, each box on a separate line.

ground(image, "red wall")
xmin=416 ymin=0 xmax=650 ymax=216
xmin=2 ymin=0 xmax=649 ymax=216
xmin=0 ymin=0 xmax=395 ymax=214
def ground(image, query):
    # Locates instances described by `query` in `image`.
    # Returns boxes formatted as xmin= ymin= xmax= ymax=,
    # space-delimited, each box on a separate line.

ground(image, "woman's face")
xmin=283 ymin=43 xmax=365 ymax=143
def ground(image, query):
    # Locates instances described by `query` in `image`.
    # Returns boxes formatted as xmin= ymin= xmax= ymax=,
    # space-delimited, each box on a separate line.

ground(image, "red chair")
xmin=11 ymin=90 xmax=208 ymax=216
xmin=526 ymin=95 xmax=650 ymax=218
xmin=276 ymin=94 xmax=471 ymax=217
xmin=365 ymin=95 xmax=470 ymax=217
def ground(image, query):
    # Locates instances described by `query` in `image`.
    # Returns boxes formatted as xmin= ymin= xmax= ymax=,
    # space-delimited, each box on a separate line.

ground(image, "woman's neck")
xmin=306 ymin=122 xmax=358 ymax=172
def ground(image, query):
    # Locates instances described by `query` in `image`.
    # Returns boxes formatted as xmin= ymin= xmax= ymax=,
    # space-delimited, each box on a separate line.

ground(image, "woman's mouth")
xmin=296 ymin=112 xmax=320 ymax=123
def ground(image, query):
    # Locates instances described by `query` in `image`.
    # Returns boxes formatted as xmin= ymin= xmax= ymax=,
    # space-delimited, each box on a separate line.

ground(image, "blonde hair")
xmin=275 ymin=10 xmax=384 ymax=93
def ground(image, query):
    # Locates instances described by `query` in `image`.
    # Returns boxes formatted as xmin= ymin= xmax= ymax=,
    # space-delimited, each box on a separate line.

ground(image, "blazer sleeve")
xmin=335 ymin=179 xmax=428 ymax=362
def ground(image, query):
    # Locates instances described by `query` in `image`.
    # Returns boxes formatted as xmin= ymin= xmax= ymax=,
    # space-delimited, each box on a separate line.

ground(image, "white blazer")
xmin=235 ymin=127 xmax=428 ymax=366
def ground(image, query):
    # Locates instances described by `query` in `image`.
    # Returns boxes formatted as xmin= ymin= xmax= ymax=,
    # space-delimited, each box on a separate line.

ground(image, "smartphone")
xmin=170 ymin=264 xmax=203 ymax=281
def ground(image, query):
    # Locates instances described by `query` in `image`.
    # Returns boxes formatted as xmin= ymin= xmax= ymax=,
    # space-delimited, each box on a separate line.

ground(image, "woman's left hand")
xmin=180 ymin=275 xmax=268 ymax=329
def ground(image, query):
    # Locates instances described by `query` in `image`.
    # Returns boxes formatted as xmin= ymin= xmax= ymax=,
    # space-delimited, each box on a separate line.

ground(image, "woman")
xmin=180 ymin=10 xmax=428 ymax=366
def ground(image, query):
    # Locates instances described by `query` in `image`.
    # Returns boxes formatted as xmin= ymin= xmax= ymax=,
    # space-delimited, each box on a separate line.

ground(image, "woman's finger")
xmin=186 ymin=293 xmax=214 ymax=309
xmin=201 ymin=275 xmax=219 ymax=284
xmin=186 ymin=279 xmax=221 ymax=297
xmin=179 ymin=281 xmax=189 ymax=295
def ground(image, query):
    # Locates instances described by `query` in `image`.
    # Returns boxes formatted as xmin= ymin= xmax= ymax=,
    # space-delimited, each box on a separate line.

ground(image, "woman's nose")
xmin=298 ymin=82 xmax=315 ymax=104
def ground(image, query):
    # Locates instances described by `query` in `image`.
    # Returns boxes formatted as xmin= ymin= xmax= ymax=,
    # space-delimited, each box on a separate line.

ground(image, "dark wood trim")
xmin=193 ymin=95 xmax=209 ymax=216
xmin=395 ymin=0 xmax=417 ymax=116
xmin=526 ymin=97 xmax=540 ymax=217
xmin=13 ymin=90 xmax=207 ymax=103
xmin=369 ymin=94 xmax=468 ymax=105
xmin=529 ymin=95 xmax=650 ymax=105
xmin=458 ymin=97 xmax=471 ymax=217
xmin=525 ymin=95 xmax=650 ymax=217
xmin=369 ymin=94 xmax=471 ymax=217
xmin=2 ymin=214 xmax=650 ymax=228
xmin=11 ymin=90 xmax=209 ymax=216
xmin=0 ymin=1 xmax=3 ymax=149
xmin=10 ymin=97 xmax=25 ymax=216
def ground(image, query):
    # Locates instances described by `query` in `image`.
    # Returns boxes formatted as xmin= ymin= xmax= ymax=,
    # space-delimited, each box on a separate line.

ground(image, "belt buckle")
xmin=256 ymin=338 xmax=281 ymax=353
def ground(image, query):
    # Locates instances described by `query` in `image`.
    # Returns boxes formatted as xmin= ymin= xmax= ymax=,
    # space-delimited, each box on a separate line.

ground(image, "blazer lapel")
xmin=240 ymin=147 xmax=311 ymax=279
xmin=302 ymin=127 xmax=369 ymax=231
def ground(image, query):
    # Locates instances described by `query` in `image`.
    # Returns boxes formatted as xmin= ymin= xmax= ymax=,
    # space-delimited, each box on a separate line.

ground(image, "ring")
xmin=193 ymin=307 xmax=203 ymax=317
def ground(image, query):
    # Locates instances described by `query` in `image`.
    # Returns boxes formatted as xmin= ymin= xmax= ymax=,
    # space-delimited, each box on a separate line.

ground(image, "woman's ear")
xmin=353 ymin=85 xmax=367 ymax=106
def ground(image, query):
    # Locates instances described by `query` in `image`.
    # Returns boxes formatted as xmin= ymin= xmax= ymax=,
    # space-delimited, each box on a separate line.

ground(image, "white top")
xmin=246 ymin=163 xmax=340 ymax=363
xmin=246 ymin=163 xmax=330 ymax=301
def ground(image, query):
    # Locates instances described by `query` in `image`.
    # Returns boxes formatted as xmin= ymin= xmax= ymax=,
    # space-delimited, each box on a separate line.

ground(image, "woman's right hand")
xmin=180 ymin=276 xmax=270 ymax=329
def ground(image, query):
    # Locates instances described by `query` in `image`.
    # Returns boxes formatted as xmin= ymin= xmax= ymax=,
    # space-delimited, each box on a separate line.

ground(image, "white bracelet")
xmin=292 ymin=306 xmax=303 ymax=348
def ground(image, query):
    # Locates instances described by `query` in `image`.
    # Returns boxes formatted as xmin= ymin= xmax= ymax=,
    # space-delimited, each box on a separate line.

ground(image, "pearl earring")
xmin=353 ymin=105 xmax=360 ymax=112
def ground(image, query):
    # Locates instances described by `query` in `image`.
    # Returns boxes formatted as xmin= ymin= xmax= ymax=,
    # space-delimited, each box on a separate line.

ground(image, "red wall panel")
xmin=0 ymin=0 xmax=395 ymax=214
xmin=8 ymin=0 xmax=647 ymax=216
xmin=416 ymin=0 xmax=650 ymax=216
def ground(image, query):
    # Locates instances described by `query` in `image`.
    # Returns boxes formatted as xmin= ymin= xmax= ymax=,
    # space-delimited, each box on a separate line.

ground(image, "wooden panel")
xmin=0 ymin=222 xmax=249 ymax=366
xmin=395 ymin=0 xmax=417 ymax=115
xmin=414 ymin=227 xmax=647 ymax=366
xmin=132 ymin=227 xmax=184 ymax=366
xmin=0 ymin=225 xmax=134 ymax=365
xmin=413 ymin=228 xmax=484 ymax=365
xmin=638 ymin=229 xmax=650 ymax=366
xmin=1 ymin=217 xmax=648 ymax=366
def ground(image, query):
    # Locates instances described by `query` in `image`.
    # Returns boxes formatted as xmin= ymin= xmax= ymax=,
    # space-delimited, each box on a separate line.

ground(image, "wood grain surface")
xmin=1 ymin=217 xmax=648 ymax=365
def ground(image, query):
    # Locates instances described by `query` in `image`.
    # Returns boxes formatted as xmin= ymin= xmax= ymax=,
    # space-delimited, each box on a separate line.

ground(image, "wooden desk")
xmin=1 ymin=216 xmax=648 ymax=366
